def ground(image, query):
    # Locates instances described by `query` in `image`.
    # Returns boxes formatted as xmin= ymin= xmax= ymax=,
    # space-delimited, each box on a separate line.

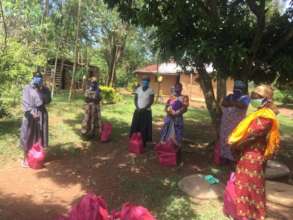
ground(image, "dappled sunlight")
xmin=1 ymin=92 xmax=293 ymax=219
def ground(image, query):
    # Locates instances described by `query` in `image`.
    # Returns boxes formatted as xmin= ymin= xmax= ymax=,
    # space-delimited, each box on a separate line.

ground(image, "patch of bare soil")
xmin=0 ymin=123 xmax=292 ymax=220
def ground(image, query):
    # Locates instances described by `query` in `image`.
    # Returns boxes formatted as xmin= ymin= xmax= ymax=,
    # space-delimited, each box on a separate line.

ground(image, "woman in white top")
xmin=130 ymin=75 xmax=154 ymax=147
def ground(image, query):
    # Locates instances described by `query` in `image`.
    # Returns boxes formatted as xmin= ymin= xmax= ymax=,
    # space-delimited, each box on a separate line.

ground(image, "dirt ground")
xmin=0 ymin=136 xmax=211 ymax=220
xmin=0 ymin=132 xmax=293 ymax=220
xmin=0 ymin=93 xmax=293 ymax=220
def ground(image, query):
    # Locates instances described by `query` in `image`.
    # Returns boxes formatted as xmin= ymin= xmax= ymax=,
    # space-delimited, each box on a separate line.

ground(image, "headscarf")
xmin=228 ymin=85 xmax=280 ymax=159
xmin=252 ymin=84 xmax=279 ymax=114
xmin=234 ymin=80 xmax=246 ymax=90
xmin=32 ymin=73 xmax=43 ymax=87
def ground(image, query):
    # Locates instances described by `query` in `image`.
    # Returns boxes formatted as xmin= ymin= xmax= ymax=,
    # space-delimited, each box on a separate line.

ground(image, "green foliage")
xmin=0 ymin=38 xmax=46 ymax=113
xmin=159 ymin=196 xmax=196 ymax=220
xmin=274 ymin=88 xmax=293 ymax=104
xmin=105 ymin=0 xmax=293 ymax=84
xmin=100 ymin=86 xmax=123 ymax=104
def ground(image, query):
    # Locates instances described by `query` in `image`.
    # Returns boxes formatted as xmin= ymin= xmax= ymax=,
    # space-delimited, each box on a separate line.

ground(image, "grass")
xmin=0 ymin=91 xmax=293 ymax=219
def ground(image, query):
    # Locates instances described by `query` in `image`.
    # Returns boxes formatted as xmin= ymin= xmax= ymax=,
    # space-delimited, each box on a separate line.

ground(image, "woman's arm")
xmin=144 ymin=94 xmax=154 ymax=110
xmin=231 ymin=117 xmax=272 ymax=150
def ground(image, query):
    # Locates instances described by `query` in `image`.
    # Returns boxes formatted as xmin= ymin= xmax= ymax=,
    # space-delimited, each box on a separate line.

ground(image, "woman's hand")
xmin=31 ymin=111 xmax=39 ymax=119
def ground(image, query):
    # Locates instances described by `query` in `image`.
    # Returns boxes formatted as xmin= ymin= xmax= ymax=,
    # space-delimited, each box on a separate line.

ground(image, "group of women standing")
xmin=20 ymin=72 xmax=280 ymax=220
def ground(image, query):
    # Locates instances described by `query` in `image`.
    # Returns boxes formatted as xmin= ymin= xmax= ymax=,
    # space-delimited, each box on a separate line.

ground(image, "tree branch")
xmin=264 ymin=27 xmax=293 ymax=61
xmin=0 ymin=0 xmax=7 ymax=52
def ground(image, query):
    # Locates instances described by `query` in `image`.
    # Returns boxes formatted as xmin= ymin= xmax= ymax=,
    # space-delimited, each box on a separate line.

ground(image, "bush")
xmin=274 ymin=88 xmax=293 ymax=104
xmin=100 ymin=86 xmax=123 ymax=104
xmin=0 ymin=100 xmax=9 ymax=118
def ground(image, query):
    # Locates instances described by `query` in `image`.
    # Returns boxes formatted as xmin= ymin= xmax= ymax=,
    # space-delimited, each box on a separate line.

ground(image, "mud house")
xmin=134 ymin=61 xmax=234 ymax=101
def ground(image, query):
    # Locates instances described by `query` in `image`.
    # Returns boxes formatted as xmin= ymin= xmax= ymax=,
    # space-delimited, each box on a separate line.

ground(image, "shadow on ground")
xmin=0 ymin=191 xmax=66 ymax=220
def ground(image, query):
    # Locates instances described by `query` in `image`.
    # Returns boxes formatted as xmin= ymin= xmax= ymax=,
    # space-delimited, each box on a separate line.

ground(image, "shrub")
xmin=100 ymin=86 xmax=123 ymax=104
xmin=274 ymin=88 xmax=293 ymax=104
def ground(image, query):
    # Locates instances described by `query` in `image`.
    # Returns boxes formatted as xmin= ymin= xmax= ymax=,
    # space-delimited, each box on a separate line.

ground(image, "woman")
xmin=130 ymin=76 xmax=154 ymax=147
xmin=20 ymin=73 xmax=51 ymax=167
xmin=81 ymin=77 xmax=102 ymax=138
xmin=228 ymin=85 xmax=280 ymax=220
xmin=160 ymin=83 xmax=189 ymax=146
xmin=219 ymin=80 xmax=250 ymax=164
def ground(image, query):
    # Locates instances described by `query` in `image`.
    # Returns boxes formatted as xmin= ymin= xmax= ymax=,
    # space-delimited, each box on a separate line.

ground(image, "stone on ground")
xmin=265 ymin=160 xmax=290 ymax=179
xmin=178 ymin=174 xmax=224 ymax=200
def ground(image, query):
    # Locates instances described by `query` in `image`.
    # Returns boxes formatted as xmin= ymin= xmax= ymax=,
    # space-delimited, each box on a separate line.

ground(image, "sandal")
xmin=21 ymin=159 xmax=29 ymax=168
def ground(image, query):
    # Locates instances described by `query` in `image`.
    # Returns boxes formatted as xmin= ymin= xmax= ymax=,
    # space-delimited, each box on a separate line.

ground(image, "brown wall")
xmin=137 ymin=74 xmax=177 ymax=96
xmin=136 ymin=73 xmax=234 ymax=100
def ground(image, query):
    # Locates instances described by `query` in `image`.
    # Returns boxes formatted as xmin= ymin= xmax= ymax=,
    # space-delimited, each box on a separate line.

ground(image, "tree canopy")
xmin=0 ymin=0 xmax=154 ymax=114
xmin=105 ymin=0 xmax=293 ymax=132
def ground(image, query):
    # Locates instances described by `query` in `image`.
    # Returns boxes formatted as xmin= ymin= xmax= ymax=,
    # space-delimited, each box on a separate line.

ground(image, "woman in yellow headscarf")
xmin=227 ymin=85 xmax=280 ymax=220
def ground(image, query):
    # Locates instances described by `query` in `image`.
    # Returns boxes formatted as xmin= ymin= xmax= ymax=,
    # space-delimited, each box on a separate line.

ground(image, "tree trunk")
xmin=0 ymin=0 xmax=7 ymax=52
xmin=107 ymin=44 xmax=122 ymax=87
xmin=197 ymin=67 xmax=222 ymax=136
xmin=68 ymin=0 xmax=82 ymax=102
xmin=216 ymin=72 xmax=227 ymax=104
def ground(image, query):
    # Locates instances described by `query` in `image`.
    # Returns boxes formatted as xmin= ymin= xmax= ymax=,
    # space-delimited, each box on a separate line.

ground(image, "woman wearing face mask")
xmin=20 ymin=72 xmax=51 ymax=167
xmin=228 ymin=85 xmax=280 ymax=220
xmin=81 ymin=77 xmax=102 ymax=138
xmin=160 ymin=83 xmax=189 ymax=146
xmin=130 ymin=75 xmax=154 ymax=147
xmin=219 ymin=80 xmax=250 ymax=165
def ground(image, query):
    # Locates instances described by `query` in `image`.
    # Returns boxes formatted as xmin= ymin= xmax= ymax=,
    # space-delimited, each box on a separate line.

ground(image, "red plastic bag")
xmin=27 ymin=143 xmax=46 ymax=169
xmin=155 ymin=140 xmax=181 ymax=167
xmin=100 ymin=123 xmax=112 ymax=142
xmin=114 ymin=203 xmax=156 ymax=220
xmin=213 ymin=141 xmax=221 ymax=165
xmin=58 ymin=193 xmax=110 ymax=220
xmin=128 ymin=133 xmax=144 ymax=154
xmin=223 ymin=172 xmax=239 ymax=219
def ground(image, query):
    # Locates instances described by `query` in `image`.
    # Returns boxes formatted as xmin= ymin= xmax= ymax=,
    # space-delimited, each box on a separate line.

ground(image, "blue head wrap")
xmin=32 ymin=76 xmax=43 ymax=87
xmin=234 ymin=80 xmax=246 ymax=90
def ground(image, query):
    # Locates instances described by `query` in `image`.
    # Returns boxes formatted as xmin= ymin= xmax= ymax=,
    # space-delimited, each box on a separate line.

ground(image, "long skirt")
xmin=160 ymin=115 xmax=184 ymax=145
xmin=20 ymin=109 xmax=49 ymax=152
xmin=130 ymin=109 xmax=152 ymax=144
xmin=235 ymin=149 xmax=266 ymax=220
xmin=81 ymin=102 xmax=101 ymax=137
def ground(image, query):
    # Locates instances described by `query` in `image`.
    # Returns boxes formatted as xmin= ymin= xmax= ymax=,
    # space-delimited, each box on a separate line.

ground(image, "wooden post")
xmin=189 ymin=73 xmax=193 ymax=99
xmin=155 ymin=60 xmax=160 ymax=103
xmin=51 ymin=52 xmax=58 ymax=98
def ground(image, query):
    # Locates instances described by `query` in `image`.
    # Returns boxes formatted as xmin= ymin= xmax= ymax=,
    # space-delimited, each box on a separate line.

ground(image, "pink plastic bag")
xmin=128 ymin=133 xmax=144 ymax=154
xmin=213 ymin=141 xmax=221 ymax=165
xmin=155 ymin=140 xmax=181 ymax=167
xmin=155 ymin=140 xmax=177 ymax=153
xmin=113 ymin=203 xmax=156 ymax=220
xmin=27 ymin=143 xmax=46 ymax=169
xmin=223 ymin=172 xmax=238 ymax=219
xmin=58 ymin=193 xmax=110 ymax=220
xmin=100 ymin=123 xmax=112 ymax=142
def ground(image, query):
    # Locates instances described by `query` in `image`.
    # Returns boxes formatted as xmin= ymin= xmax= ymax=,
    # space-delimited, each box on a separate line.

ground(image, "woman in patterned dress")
xmin=228 ymin=85 xmax=280 ymax=220
xmin=160 ymin=83 xmax=189 ymax=146
xmin=81 ymin=77 xmax=102 ymax=138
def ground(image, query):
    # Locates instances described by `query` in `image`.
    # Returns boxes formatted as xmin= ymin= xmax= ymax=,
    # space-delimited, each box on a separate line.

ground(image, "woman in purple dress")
xmin=160 ymin=83 xmax=189 ymax=146
xmin=219 ymin=80 xmax=250 ymax=164
xmin=20 ymin=73 xmax=51 ymax=167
